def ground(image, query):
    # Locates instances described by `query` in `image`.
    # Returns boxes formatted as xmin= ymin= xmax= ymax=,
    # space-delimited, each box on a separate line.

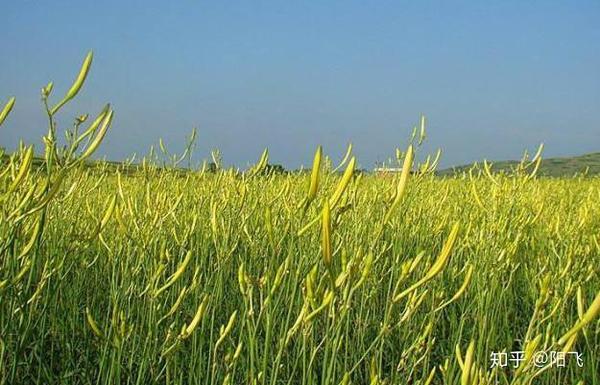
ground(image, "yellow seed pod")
xmin=529 ymin=143 xmax=544 ymax=165
xmin=285 ymin=304 xmax=307 ymax=344
xmin=558 ymin=289 xmax=600 ymax=345
xmin=577 ymin=286 xmax=585 ymax=320
xmin=264 ymin=206 xmax=275 ymax=250
xmin=307 ymin=145 xmax=322 ymax=202
xmin=233 ymin=341 xmax=243 ymax=361
xmin=42 ymin=82 xmax=54 ymax=98
xmin=423 ymin=367 xmax=436 ymax=385
xmin=332 ymin=142 xmax=353 ymax=172
xmin=482 ymin=160 xmax=499 ymax=186
xmin=418 ymin=115 xmax=427 ymax=145
xmin=16 ymin=216 xmax=42 ymax=260
xmin=321 ymin=201 xmax=332 ymax=267
xmin=469 ymin=172 xmax=486 ymax=210
xmin=159 ymin=138 xmax=168 ymax=155
xmin=79 ymin=109 xmax=113 ymax=160
xmin=304 ymin=290 xmax=334 ymax=323
xmin=85 ymin=307 xmax=104 ymax=338
xmin=383 ymin=144 xmax=414 ymax=225
xmin=214 ymin=310 xmax=238 ymax=350
xmin=11 ymin=260 xmax=32 ymax=285
xmin=450 ymin=265 xmax=474 ymax=302
xmin=340 ymin=372 xmax=351 ymax=385
xmin=154 ymin=250 xmax=194 ymax=297
xmin=74 ymin=105 xmax=110 ymax=147
xmin=514 ymin=334 xmax=542 ymax=377
xmin=461 ymin=340 xmax=475 ymax=385
xmin=0 ymin=96 xmax=16 ymax=127
xmin=96 ymin=194 xmax=117 ymax=235
xmin=329 ymin=156 xmax=355 ymax=208
xmin=8 ymin=146 xmax=33 ymax=193
xmin=359 ymin=252 xmax=374 ymax=282
xmin=271 ymin=257 xmax=289 ymax=294
xmin=394 ymin=223 xmax=460 ymax=302
xmin=51 ymin=51 xmax=93 ymax=115
xmin=251 ymin=148 xmax=269 ymax=175
xmin=180 ymin=294 xmax=209 ymax=339
xmin=561 ymin=333 xmax=578 ymax=353
xmin=158 ymin=286 xmax=189 ymax=325
xmin=238 ymin=263 xmax=247 ymax=294
xmin=22 ymin=170 xmax=67 ymax=217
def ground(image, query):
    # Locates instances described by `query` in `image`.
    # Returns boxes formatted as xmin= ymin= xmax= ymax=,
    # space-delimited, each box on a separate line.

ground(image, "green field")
xmin=1 ymin=54 xmax=599 ymax=385
xmin=438 ymin=152 xmax=600 ymax=177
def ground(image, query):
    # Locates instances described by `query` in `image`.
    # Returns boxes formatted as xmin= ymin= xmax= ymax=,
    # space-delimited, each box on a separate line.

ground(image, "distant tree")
xmin=262 ymin=164 xmax=286 ymax=175
xmin=204 ymin=161 xmax=218 ymax=173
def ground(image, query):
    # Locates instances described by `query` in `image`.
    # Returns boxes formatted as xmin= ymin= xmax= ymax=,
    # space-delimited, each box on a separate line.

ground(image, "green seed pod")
xmin=0 ymin=97 xmax=16 ymax=127
xmin=51 ymin=51 xmax=93 ymax=115
xmin=42 ymin=82 xmax=54 ymax=98
xmin=8 ymin=146 xmax=33 ymax=193
xmin=79 ymin=109 xmax=113 ymax=160
xmin=85 ymin=307 xmax=104 ymax=338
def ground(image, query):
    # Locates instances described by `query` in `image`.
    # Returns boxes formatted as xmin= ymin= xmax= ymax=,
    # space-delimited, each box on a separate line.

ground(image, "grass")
xmin=0 ymin=52 xmax=599 ymax=385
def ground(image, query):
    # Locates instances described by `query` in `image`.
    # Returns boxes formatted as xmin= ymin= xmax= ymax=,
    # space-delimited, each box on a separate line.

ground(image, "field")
xmin=438 ymin=152 xmax=600 ymax=177
xmin=1 ymin=54 xmax=599 ymax=385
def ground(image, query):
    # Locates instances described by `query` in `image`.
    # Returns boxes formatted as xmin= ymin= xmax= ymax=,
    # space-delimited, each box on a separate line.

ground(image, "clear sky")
xmin=1 ymin=1 xmax=599 ymax=169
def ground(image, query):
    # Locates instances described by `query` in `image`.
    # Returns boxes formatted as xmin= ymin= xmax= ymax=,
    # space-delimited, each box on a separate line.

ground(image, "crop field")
xmin=1 ymin=54 xmax=599 ymax=385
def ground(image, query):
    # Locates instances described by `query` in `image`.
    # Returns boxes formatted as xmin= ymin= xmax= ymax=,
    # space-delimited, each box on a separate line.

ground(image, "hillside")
xmin=438 ymin=152 xmax=600 ymax=177
xmin=4 ymin=151 xmax=600 ymax=177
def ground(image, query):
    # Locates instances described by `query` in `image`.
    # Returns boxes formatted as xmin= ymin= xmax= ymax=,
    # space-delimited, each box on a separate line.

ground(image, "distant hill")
xmin=4 ymin=151 xmax=600 ymax=178
xmin=438 ymin=152 xmax=600 ymax=177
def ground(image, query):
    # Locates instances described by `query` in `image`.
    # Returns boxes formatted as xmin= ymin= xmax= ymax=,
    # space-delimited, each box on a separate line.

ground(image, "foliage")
xmin=0 ymin=54 xmax=599 ymax=385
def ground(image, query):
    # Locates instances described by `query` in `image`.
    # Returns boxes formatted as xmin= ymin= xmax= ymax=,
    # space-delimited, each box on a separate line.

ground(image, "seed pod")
xmin=0 ymin=97 xmax=15 ymax=126
xmin=238 ymin=263 xmax=248 ymax=294
xmin=329 ymin=157 xmax=355 ymax=208
xmin=92 ymin=194 xmax=117 ymax=238
xmin=435 ymin=264 xmax=474 ymax=312
xmin=285 ymin=304 xmax=308 ymax=344
xmin=85 ymin=307 xmax=104 ymax=338
xmin=154 ymin=250 xmax=194 ymax=297
xmin=8 ymin=146 xmax=33 ymax=193
xmin=51 ymin=51 xmax=93 ymax=115
xmin=42 ymin=82 xmax=54 ymax=98
xmin=332 ymin=143 xmax=352 ymax=173
xmin=73 ymin=105 xmax=110 ymax=148
xmin=558 ymin=289 xmax=600 ymax=345
xmin=577 ymin=286 xmax=585 ymax=320
xmin=158 ymin=286 xmax=188 ymax=325
xmin=304 ymin=290 xmax=334 ymax=323
xmin=461 ymin=340 xmax=475 ymax=385
xmin=394 ymin=223 xmax=460 ymax=302
xmin=418 ymin=115 xmax=427 ymax=146
xmin=180 ymin=294 xmax=209 ymax=339
xmin=321 ymin=201 xmax=332 ymax=267
xmin=17 ymin=215 xmax=42 ymax=260
xmin=214 ymin=310 xmax=238 ymax=350
xmin=383 ymin=145 xmax=414 ymax=225
xmin=11 ymin=260 xmax=32 ymax=285
xmin=423 ymin=368 xmax=436 ymax=385
xmin=307 ymin=145 xmax=322 ymax=202
xmin=251 ymin=148 xmax=269 ymax=176
xmin=79 ymin=109 xmax=113 ymax=160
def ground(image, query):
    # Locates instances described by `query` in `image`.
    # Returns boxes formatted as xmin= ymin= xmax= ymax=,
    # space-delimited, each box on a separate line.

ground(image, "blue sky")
xmin=1 ymin=1 xmax=599 ymax=169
